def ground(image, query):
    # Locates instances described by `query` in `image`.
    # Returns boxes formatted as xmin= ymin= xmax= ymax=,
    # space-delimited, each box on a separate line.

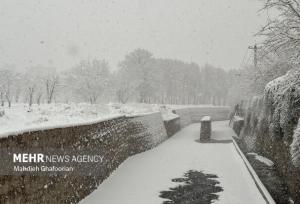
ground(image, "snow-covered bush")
xmin=240 ymin=68 xmax=300 ymax=154
xmin=264 ymin=68 xmax=300 ymax=143
xmin=291 ymin=119 xmax=300 ymax=167
xmin=238 ymin=68 xmax=300 ymax=201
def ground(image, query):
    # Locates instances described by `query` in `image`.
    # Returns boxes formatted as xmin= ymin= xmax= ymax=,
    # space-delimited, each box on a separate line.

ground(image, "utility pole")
xmin=248 ymin=44 xmax=261 ymax=69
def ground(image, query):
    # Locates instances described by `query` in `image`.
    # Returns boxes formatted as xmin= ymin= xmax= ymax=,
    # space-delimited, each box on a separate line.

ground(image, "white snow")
xmin=0 ymin=103 xmax=179 ymax=137
xmin=0 ymin=103 xmax=122 ymax=137
xmin=0 ymin=103 xmax=229 ymax=137
xmin=161 ymin=111 xmax=179 ymax=121
xmin=109 ymin=103 xmax=164 ymax=115
xmin=265 ymin=68 xmax=300 ymax=96
xmin=265 ymin=74 xmax=286 ymax=91
xmin=80 ymin=121 xmax=266 ymax=204
xmin=247 ymin=153 xmax=274 ymax=167
xmin=291 ymin=119 xmax=300 ymax=167
xmin=201 ymin=115 xmax=211 ymax=121
xmin=170 ymin=104 xmax=229 ymax=109
xmin=159 ymin=106 xmax=178 ymax=121
xmin=233 ymin=116 xmax=244 ymax=121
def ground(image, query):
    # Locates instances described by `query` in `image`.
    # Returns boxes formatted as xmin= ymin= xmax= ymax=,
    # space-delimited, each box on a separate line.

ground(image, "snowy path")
xmin=80 ymin=121 xmax=266 ymax=204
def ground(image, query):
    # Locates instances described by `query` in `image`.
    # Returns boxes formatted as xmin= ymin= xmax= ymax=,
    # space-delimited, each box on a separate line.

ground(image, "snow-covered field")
xmin=80 ymin=121 xmax=266 ymax=204
xmin=0 ymin=103 xmax=183 ymax=137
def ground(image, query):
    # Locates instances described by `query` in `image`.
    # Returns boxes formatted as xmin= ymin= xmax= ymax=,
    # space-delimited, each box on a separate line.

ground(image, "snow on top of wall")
xmin=0 ymin=102 xmax=228 ymax=138
xmin=110 ymin=103 xmax=162 ymax=115
xmin=171 ymin=104 xmax=229 ymax=110
xmin=109 ymin=103 xmax=179 ymax=121
xmin=161 ymin=112 xmax=179 ymax=121
xmin=0 ymin=103 xmax=124 ymax=138
xmin=201 ymin=115 xmax=211 ymax=121
xmin=0 ymin=103 xmax=179 ymax=138
xmin=247 ymin=152 xmax=274 ymax=167
xmin=234 ymin=116 xmax=244 ymax=121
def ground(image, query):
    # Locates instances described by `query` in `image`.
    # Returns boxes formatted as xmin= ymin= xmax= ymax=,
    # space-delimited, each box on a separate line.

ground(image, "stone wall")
xmin=0 ymin=106 xmax=229 ymax=204
xmin=163 ymin=116 xmax=181 ymax=138
xmin=130 ymin=112 xmax=168 ymax=148
xmin=0 ymin=113 xmax=168 ymax=204
xmin=173 ymin=106 xmax=230 ymax=128
xmin=200 ymin=116 xmax=212 ymax=142
xmin=172 ymin=109 xmax=192 ymax=128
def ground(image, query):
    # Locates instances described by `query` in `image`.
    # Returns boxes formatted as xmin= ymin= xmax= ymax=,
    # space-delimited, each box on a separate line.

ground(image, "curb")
xmin=232 ymin=137 xmax=276 ymax=204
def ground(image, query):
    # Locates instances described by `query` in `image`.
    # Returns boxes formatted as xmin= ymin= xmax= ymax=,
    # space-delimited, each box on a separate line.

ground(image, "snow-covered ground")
xmin=80 ymin=121 xmax=266 ymax=204
xmin=0 ymin=103 xmax=181 ymax=137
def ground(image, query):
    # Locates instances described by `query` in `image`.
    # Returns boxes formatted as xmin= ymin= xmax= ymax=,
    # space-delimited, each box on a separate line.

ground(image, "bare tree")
xmin=259 ymin=0 xmax=300 ymax=62
xmin=36 ymin=92 xmax=43 ymax=105
xmin=44 ymin=75 xmax=59 ymax=104
xmin=116 ymin=81 xmax=132 ymax=103
xmin=0 ymin=91 xmax=4 ymax=107
xmin=23 ymin=66 xmax=50 ymax=106
xmin=0 ymin=69 xmax=16 ymax=108
xmin=66 ymin=59 xmax=110 ymax=104
xmin=27 ymin=87 xmax=35 ymax=107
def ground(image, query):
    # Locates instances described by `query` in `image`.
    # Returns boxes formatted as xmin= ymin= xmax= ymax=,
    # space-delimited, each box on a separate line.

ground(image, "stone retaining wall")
xmin=0 ymin=106 xmax=228 ymax=204
xmin=173 ymin=106 xmax=230 ymax=128
xmin=163 ymin=117 xmax=181 ymax=138
xmin=230 ymin=116 xmax=244 ymax=136
xmin=0 ymin=113 xmax=168 ymax=204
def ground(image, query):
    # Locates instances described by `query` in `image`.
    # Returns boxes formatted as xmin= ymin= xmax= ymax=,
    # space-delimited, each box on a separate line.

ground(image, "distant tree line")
xmin=114 ymin=49 xmax=230 ymax=105
xmin=0 ymin=65 xmax=60 ymax=107
xmin=0 ymin=49 xmax=233 ymax=107
xmin=1 ymin=0 xmax=298 ymax=108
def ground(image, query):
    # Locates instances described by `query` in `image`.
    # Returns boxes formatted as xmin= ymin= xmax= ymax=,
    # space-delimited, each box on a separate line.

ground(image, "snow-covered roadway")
xmin=80 ymin=121 xmax=267 ymax=204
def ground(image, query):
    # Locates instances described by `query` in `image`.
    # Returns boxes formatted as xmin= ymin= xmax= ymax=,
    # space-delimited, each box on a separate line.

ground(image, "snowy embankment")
xmin=0 ymin=103 xmax=118 ymax=137
xmin=80 ymin=121 xmax=266 ymax=204
xmin=0 ymin=103 xmax=183 ymax=137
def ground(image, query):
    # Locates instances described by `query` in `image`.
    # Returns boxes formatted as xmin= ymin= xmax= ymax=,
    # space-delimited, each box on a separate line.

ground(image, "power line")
xmin=248 ymin=44 xmax=262 ymax=69
xmin=240 ymin=48 xmax=249 ymax=68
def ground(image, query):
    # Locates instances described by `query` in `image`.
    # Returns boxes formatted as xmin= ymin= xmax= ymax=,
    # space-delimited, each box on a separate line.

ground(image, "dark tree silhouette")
xmin=159 ymin=170 xmax=223 ymax=204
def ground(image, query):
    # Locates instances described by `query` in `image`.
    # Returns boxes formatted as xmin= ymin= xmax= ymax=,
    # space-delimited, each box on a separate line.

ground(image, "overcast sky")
xmin=0 ymin=0 xmax=266 ymax=71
